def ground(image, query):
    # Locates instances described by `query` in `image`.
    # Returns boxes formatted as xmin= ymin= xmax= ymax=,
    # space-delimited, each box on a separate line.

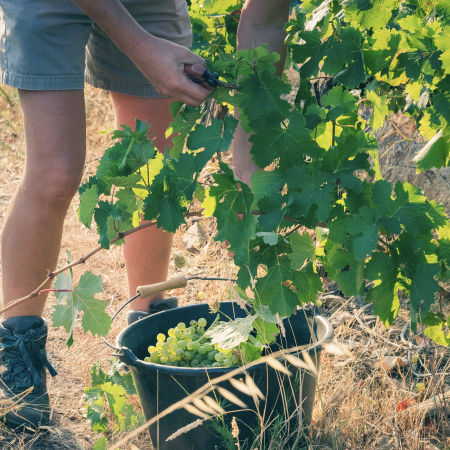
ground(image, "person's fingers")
xmin=189 ymin=63 xmax=206 ymax=76
xmin=175 ymin=92 xmax=204 ymax=107
xmin=178 ymin=74 xmax=212 ymax=103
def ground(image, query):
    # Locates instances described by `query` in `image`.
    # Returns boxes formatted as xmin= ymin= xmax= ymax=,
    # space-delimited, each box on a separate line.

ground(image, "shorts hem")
xmin=85 ymin=74 xmax=166 ymax=98
xmin=1 ymin=71 xmax=84 ymax=90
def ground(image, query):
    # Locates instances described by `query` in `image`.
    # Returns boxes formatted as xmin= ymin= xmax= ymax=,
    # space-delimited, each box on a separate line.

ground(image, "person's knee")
xmin=22 ymin=160 xmax=83 ymax=207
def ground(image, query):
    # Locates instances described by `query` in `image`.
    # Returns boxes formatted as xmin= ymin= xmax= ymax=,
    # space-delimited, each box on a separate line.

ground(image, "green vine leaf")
xmin=210 ymin=163 xmax=257 ymax=265
xmin=238 ymin=68 xmax=291 ymax=131
xmin=52 ymin=271 xmax=111 ymax=346
xmin=288 ymin=232 xmax=316 ymax=270
xmin=365 ymin=252 xmax=400 ymax=326
xmin=187 ymin=116 xmax=238 ymax=153
xmin=205 ymin=315 xmax=255 ymax=350
xmin=78 ymin=185 xmax=99 ymax=229
xmin=255 ymin=252 xmax=298 ymax=317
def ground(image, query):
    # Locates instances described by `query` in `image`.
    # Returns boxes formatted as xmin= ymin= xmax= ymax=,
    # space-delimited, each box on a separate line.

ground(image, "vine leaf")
xmin=344 ymin=0 xmax=398 ymax=29
xmin=250 ymin=110 xmax=321 ymax=168
xmin=293 ymin=261 xmax=323 ymax=304
xmin=414 ymin=130 xmax=449 ymax=171
xmin=423 ymin=312 xmax=450 ymax=346
xmin=365 ymin=252 xmax=400 ymax=326
xmin=253 ymin=318 xmax=279 ymax=345
xmin=94 ymin=201 xmax=121 ymax=249
xmin=323 ymin=27 xmax=365 ymax=89
xmin=324 ymin=240 xmax=365 ymax=297
xmin=409 ymin=261 xmax=441 ymax=322
xmin=205 ymin=315 xmax=255 ymax=350
xmin=288 ymin=232 xmax=316 ymax=269
xmin=255 ymin=254 xmax=299 ymax=317
xmin=52 ymin=271 xmax=111 ymax=346
xmin=366 ymin=91 xmax=389 ymax=130
xmin=210 ymin=163 xmax=256 ymax=265
xmin=238 ymin=69 xmax=291 ymax=131
xmin=187 ymin=116 xmax=238 ymax=153
xmin=78 ymin=185 xmax=99 ymax=229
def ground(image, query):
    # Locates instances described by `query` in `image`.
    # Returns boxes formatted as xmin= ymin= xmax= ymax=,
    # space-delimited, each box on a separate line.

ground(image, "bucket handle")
xmin=103 ymin=276 xmax=188 ymax=359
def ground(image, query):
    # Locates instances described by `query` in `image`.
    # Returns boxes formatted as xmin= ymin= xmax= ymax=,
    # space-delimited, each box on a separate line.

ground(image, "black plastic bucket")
xmin=116 ymin=302 xmax=332 ymax=449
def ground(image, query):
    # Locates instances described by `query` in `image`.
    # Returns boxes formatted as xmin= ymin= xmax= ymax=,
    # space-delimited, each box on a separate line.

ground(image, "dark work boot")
xmin=126 ymin=297 xmax=178 ymax=325
xmin=0 ymin=316 xmax=57 ymax=430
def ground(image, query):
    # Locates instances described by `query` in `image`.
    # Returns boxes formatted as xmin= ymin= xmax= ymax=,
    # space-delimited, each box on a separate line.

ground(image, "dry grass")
xmin=0 ymin=84 xmax=448 ymax=449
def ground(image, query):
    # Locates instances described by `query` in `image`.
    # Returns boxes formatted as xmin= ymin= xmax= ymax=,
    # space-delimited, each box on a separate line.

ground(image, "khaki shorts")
xmin=0 ymin=0 xmax=192 ymax=97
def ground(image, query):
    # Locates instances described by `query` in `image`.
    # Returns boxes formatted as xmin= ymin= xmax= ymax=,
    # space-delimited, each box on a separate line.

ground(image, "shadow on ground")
xmin=0 ymin=424 xmax=85 ymax=449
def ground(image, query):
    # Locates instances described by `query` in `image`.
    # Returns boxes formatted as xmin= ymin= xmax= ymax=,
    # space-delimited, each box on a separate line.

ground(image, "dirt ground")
xmin=0 ymin=85 xmax=448 ymax=449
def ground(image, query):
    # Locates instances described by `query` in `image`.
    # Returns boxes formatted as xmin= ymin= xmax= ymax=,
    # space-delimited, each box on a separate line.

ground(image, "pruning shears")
xmin=184 ymin=64 xmax=240 ymax=89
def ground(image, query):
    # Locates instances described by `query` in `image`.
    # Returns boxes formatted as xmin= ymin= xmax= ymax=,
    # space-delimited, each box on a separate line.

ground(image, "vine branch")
xmin=0 ymin=221 xmax=166 ymax=316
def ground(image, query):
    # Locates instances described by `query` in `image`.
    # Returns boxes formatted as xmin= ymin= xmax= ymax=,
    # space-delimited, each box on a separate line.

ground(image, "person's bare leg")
xmin=110 ymin=93 xmax=174 ymax=311
xmin=1 ymin=90 xmax=86 ymax=318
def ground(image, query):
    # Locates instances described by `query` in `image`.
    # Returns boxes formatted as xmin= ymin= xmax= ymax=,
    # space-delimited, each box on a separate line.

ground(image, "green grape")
xmin=191 ymin=341 xmax=200 ymax=351
xmin=162 ymin=342 xmax=170 ymax=351
xmin=174 ymin=328 xmax=183 ymax=338
xmin=168 ymin=328 xmax=176 ymax=338
xmin=205 ymin=344 xmax=214 ymax=353
xmin=147 ymin=317 xmax=245 ymax=369
xmin=169 ymin=343 xmax=178 ymax=353
xmin=167 ymin=335 xmax=176 ymax=344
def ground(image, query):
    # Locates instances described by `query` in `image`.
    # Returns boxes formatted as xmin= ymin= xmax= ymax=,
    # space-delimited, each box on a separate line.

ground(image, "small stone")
xmin=182 ymin=222 xmax=207 ymax=251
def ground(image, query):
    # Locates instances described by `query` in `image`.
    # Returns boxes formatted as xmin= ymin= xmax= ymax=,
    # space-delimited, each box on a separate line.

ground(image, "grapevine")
xmin=12 ymin=0 xmax=443 ymax=445
xmin=43 ymin=0 xmax=450 ymax=354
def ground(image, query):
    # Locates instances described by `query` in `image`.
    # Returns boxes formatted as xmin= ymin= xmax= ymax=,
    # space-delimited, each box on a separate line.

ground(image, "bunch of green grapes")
xmin=144 ymin=318 xmax=240 ymax=368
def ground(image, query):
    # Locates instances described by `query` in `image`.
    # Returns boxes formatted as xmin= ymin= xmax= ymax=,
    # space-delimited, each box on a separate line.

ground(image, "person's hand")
xmin=131 ymin=35 xmax=213 ymax=106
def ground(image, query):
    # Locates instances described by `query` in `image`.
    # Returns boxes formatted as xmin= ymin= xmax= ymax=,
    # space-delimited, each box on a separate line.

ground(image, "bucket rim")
xmin=115 ymin=302 xmax=333 ymax=374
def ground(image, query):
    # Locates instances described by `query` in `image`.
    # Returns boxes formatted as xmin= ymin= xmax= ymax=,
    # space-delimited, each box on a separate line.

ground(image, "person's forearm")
xmin=72 ymin=0 xmax=151 ymax=55
xmin=71 ymin=0 xmax=210 ymax=105
xmin=237 ymin=0 xmax=291 ymax=74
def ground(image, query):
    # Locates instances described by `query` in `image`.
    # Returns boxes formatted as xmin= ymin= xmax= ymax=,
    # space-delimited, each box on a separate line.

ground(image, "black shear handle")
xmin=184 ymin=64 xmax=218 ymax=89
